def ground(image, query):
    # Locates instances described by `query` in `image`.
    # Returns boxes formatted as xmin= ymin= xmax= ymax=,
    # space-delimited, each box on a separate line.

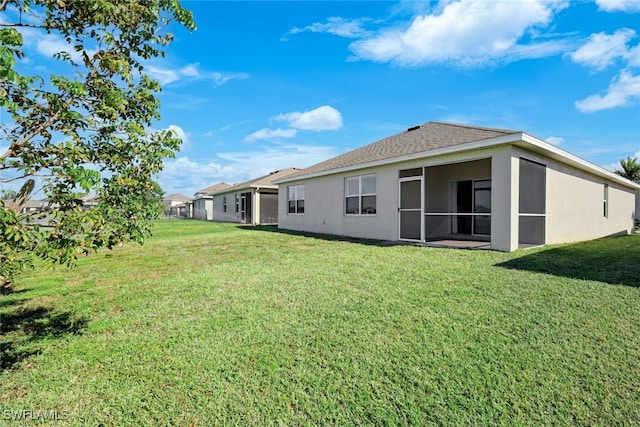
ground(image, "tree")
xmin=0 ymin=0 xmax=195 ymax=291
xmin=614 ymin=156 xmax=640 ymax=183
xmin=0 ymin=189 xmax=17 ymax=200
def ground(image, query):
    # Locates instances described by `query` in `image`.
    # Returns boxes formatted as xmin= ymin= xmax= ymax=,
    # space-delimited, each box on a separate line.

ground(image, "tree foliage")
xmin=0 ymin=0 xmax=195 ymax=289
xmin=0 ymin=189 xmax=17 ymax=199
xmin=614 ymin=156 xmax=640 ymax=183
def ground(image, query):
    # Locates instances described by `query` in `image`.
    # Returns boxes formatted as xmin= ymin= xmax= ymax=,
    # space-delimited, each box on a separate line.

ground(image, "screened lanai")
xmin=399 ymin=158 xmax=493 ymax=246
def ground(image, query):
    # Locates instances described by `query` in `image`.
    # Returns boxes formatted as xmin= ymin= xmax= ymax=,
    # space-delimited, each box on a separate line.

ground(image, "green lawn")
xmin=1 ymin=219 xmax=639 ymax=426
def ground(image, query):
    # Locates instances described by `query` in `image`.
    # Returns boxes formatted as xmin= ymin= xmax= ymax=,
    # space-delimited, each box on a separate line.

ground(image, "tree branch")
xmin=0 ymin=22 xmax=46 ymax=29
xmin=0 ymin=112 xmax=60 ymax=161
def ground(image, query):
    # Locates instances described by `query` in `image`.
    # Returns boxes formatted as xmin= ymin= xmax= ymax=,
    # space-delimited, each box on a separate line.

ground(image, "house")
xmin=191 ymin=183 xmax=231 ymax=220
xmin=210 ymin=168 xmax=300 ymax=225
xmin=20 ymin=199 xmax=46 ymax=214
xmin=275 ymin=122 xmax=640 ymax=252
xmin=185 ymin=199 xmax=194 ymax=219
xmin=82 ymin=195 xmax=100 ymax=210
xmin=163 ymin=193 xmax=191 ymax=217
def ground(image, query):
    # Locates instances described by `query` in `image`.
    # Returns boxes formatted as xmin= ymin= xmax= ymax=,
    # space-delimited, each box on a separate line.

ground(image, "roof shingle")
xmin=212 ymin=168 xmax=301 ymax=195
xmin=163 ymin=193 xmax=191 ymax=202
xmin=285 ymin=122 xmax=520 ymax=178
xmin=195 ymin=182 xmax=231 ymax=196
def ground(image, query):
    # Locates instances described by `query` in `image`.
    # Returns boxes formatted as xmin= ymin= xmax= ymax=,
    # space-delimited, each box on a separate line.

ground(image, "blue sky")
xmin=4 ymin=0 xmax=640 ymax=197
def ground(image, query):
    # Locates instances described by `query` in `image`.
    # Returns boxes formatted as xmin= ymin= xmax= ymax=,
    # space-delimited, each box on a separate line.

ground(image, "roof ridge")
xmin=429 ymin=121 xmax=520 ymax=135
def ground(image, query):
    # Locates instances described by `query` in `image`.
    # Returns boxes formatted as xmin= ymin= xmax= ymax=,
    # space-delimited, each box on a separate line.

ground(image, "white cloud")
xmin=147 ymin=66 xmax=179 ymax=85
xmin=626 ymin=44 xmax=640 ymax=67
xmin=35 ymin=33 xmax=90 ymax=63
xmin=147 ymin=63 xmax=249 ymax=87
xmin=216 ymin=144 xmax=340 ymax=179
xmin=571 ymin=29 xmax=635 ymax=70
xmin=180 ymin=64 xmax=200 ymax=78
xmin=348 ymin=0 xmax=569 ymax=67
xmin=595 ymin=0 xmax=640 ymax=12
xmin=603 ymin=161 xmax=621 ymax=172
xmin=244 ymin=128 xmax=298 ymax=142
xmin=167 ymin=124 xmax=190 ymax=145
xmin=545 ymin=136 xmax=564 ymax=145
xmin=571 ymin=28 xmax=640 ymax=113
xmin=210 ymin=71 xmax=250 ymax=86
xmin=285 ymin=17 xmax=373 ymax=39
xmin=575 ymin=69 xmax=640 ymax=112
xmin=157 ymin=156 xmax=241 ymax=196
xmin=158 ymin=144 xmax=340 ymax=196
xmin=276 ymin=105 xmax=343 ymax=131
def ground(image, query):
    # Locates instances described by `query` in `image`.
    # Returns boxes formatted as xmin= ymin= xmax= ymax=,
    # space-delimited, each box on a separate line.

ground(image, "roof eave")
xmin=276 ymin=131 xmax=640 ymax=191
xmin=274 ymin=132 xmax=525 ymax=184
xmin=519 ymin=133 xmax=640 ymax=190
xmin=211 ymin=183 xmax=279 ymax=196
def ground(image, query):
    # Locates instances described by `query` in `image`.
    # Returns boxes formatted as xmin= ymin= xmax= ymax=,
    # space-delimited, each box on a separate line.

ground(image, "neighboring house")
xmin=275 ymin=122 xmax=640 ymax=252
xmin=185 ymin=199 xmax=194 ymax=219
xmin=163 ymin=193 xmax=190 ymax=217
xmin=1 ymin=199 xmax=46 ymax=214
xmin=20 ymin=199 xmax=46 ymax=214
xmin=211 ymin=168 xmax=300 ymax=225
xmin=82 ymin=195 xmax=100 ymax=210
xmin=191 ymin=183 xmax=231 ymax=220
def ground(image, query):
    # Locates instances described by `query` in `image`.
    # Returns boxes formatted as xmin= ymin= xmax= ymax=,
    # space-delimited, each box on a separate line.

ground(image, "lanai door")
xmin=240 ymin=192 xmax=252 ymax=223
xmin=399 ymin=176 xmax=423 ymax=241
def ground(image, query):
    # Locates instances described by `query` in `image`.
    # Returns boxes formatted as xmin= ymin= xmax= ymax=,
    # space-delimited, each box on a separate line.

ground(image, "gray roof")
xmin=163 ymin=193 xmax=191 ymax=202
xmin=283 ymin=122 xmax=520 ymax=179
xmin=212 ymin=168 xmax=301 ymax=195
xmin=194 ymin=182 xmax=231 ymax=197
xmin=22 ymin=199 xmax=45 ymax=208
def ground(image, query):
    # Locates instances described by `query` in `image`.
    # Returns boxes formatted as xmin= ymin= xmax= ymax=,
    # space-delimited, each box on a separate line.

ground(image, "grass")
xmin=1 ymin=219 xmax=639 ymax=426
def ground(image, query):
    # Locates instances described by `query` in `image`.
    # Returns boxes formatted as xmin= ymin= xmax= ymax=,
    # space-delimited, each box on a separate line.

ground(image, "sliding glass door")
xmin=452 ymin=179 xmax=491 ymax=236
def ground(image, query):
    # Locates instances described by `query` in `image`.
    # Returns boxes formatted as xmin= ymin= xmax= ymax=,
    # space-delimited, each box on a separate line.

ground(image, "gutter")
xmin=274 ymin=132 xmax=640 ymax=191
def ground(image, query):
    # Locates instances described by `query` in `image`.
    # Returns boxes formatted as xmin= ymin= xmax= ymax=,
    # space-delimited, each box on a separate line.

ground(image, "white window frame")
xmin=345 ymin=174 xmax=376 ymax=216
xmin=223 ymin=195 xmax=227 ymax=212
xmin=287 ymin=184 xmax=305 ymax=215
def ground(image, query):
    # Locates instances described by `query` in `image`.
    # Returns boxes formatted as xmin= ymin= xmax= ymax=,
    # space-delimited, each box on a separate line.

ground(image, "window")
xmin=604 ymin=184 xmax=609 ymax=218
xmin=288 ymin=185 xmax=305 ymax=214
xmin=223 ymin=196 xmax=227 ymax=212
xmin=345 ymin=175 xmax=376 ymax=215
xmin=235 ymin=194 xmax=240 ymax=213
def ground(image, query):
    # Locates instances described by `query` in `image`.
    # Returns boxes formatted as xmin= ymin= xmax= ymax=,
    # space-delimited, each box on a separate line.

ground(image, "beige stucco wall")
xmin=512 ymin=146 xmax=636 ymax=245
xmin=278 ymin=165 xmax=399 ymax=240
xmin=212 ymin=190 xmax=265 ymax=224
xmin=193 ymin=198 xmax=213 ymax=221
xmin=212 ymin=192 xmax=242 ymax=223
xmin=545 ymin=163 xmax=635 ymax=243
xmin=490 ymin=146 xmax=519 ymax=251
